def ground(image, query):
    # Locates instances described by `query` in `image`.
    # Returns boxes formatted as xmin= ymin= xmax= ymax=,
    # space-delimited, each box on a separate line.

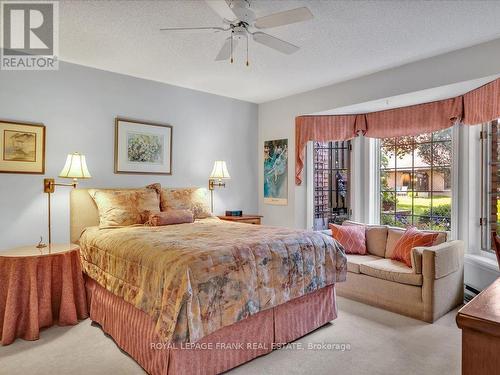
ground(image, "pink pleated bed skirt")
xmin=85 ymin=276 xmax=337 ymax=375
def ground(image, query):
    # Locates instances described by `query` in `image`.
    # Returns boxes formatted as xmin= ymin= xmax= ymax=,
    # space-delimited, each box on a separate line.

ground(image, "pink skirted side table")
xmin=0 ymin=244 xmax=88 ymax=346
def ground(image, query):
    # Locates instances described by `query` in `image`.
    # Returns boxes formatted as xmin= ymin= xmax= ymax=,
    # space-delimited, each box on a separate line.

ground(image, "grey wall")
xmin=258 ymin=37 xmax=500 ymax=229
xmin=0 ymin=62 xmax=258 ymax=250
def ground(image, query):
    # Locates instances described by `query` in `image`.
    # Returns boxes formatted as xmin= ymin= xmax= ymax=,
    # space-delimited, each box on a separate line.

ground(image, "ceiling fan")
xmin=160 ymin=0 xmax=313 ymax=66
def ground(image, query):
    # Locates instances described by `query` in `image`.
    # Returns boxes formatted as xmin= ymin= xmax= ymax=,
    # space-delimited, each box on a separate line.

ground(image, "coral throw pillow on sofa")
xmin=329 ymin=223 xmax=367 ymax=255
xmin=391 ymin=227 xmax=438 ymax=267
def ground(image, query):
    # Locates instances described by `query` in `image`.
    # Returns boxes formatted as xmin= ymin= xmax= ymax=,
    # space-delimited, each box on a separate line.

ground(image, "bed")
xmin=71 ymin=188 xmax=347 ymax=375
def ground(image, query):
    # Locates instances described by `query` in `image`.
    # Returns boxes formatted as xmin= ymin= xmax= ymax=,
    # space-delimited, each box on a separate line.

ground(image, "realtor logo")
xmin=1 ymin=0 xmax=59 ymax=70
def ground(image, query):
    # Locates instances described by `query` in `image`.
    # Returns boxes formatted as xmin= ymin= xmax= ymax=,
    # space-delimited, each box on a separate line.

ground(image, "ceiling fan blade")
xmin=160 ymin=26 xmax=227 ymax=33
xmin=205 ymin=0 xmax=237 ymax=22
xmin=252 ymin=32 xmax=299 ymax=55
xmin=254 ymin=7 xmax=313 ymax=29
xmin=215 ymin=37 xmax=238 ymax=61
xmin=228 ymin=0 xmax=256 ymax=23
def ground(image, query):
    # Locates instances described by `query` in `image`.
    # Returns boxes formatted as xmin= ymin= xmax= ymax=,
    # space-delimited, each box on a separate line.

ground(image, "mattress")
xmin=78 ymin=217 xmax=346 ymax=343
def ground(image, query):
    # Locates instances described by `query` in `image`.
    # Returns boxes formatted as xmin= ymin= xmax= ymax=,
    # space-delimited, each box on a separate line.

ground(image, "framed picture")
xmin=115 ymin=117 xmax=172 ymax=175
xmin=0 ymin=120 xmax=45 ymax=174
xmin=264 ymin=138 xmax=288 ymax=205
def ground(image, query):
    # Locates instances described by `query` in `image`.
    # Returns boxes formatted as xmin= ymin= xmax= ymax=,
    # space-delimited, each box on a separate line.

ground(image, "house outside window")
xmin=380 ymin=128 xmax=452 ymax=231
xmin=313 ymin=141 xmax=351 ymax=230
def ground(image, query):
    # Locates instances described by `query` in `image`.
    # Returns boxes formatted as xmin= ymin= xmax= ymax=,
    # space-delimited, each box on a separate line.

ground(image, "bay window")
xmin=379 ymin=128 xmax=453 ymax=231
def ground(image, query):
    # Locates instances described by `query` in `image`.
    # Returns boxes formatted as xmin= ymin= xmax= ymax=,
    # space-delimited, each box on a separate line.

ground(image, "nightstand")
xmin=217 ymin=215 xmax=263 ymax=225
xmin=0 ymin=243 xmax=88 ymax=345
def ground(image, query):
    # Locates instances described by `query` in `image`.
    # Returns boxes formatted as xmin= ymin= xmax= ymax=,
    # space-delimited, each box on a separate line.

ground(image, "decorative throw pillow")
xmin=89 ymin=187 xmax=161 ymax=227
xmin=160 ymin=187 xmax=212 ymax=219
xmin=391 ymin=227 xmax=438 ymax=267
xmin=146 ymin=210 xmax=194 ymax=226
xmin=329 ymin=223 xmax=367 ymax=255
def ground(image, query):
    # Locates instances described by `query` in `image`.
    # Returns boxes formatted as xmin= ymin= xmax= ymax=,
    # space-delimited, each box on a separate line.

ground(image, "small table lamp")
xmin=42 ymin=152 xmax=91 ymax=246
xmin=209 ymin=160 xmax=230 ymax=213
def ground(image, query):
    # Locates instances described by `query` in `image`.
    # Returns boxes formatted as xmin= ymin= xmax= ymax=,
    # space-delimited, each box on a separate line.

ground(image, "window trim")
xmin=480 ymin=119 xmax=499 ymax=252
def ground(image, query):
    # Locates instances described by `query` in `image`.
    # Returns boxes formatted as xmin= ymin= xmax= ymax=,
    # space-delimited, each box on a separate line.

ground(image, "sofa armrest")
xmin=414 ymin=240 xmax=464 ymax=279
xmin=411 ymin=247 xmax=424 ymax=274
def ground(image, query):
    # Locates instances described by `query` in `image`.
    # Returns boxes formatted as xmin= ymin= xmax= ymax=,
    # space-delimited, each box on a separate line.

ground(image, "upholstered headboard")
xmin=70 ymin=189 xmax=100 ymax=243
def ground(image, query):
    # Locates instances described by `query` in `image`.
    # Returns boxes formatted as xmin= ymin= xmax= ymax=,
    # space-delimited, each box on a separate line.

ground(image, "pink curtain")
xmin=463 ymin=78 xmax=500 ymax=125
xmin=364 ymin=97 xmax=463 ymax=138
xmin=294 ymin=78 xmax=500 ymax=185
xmin=295 ymin=115 xmax=364 ymax=185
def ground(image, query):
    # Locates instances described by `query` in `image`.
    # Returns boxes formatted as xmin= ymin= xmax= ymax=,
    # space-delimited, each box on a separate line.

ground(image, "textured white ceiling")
xmin=59 ymin=0 xmax=500 ymax=103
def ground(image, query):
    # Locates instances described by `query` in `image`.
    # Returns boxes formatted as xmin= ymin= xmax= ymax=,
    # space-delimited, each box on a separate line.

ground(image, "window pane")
xmin=432 ymin=142 xmax=452 ymax=167
xmin=332 ymin=147 xmax=349 ymax=169
xmin=433 ymin=128 xmax=452 ymax=141
xmin=413 ymin=146 xmax=431 ymax=169
xmin=394 ymin=213 xmax=411 ymax=228
xmin=396 ymin=194 xmax=412 ymax=215
xmin=314 ymin=170 xmax=330 ymax=188
xmin=381 ymin=192 xmax=396 ymax=212
xmin=379 ymin=129 xmax=453 ymax=231
xmin=381 ymin=138 xmax=396 ymax=146
xmin=414 ymin=132 xmax=432 ymax=143
xmin=381 ymin=213 xmax=395 ymax=226
xmin=313 ymin=141 xmax=351 ymax=230
xmin=433 ymin=167 xmax=452 ymax=192
xmin=413 ymin=170 xmax=430 ymax=191
xmin=395 ymin=139 xmax=413 ymax=169
xmin=411 ymin=194 xmax=431 ymax=217
xmin=381 ymin=170 xmax=396 ymax=191
xmin=414 ymin=215 xmax=432 ymax=230
xmin=381 ymin=146 xmax=395 ymax=169
xmin=431 ymin=193 xmax=451 ymax=230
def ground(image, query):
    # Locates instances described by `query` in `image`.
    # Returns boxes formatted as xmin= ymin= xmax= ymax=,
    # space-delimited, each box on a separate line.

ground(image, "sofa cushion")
xmin=343 ymin=221 xmax=388 ymax=257
xmin=346 ymin=254 xmax=382 ymax=274
xmin=330 ymin=223 xmax=367 ymax=254
xmin=385 ymin=227 xmax=447 ymax=259
xmin=391 ymin=227 xmax=438 ymax=267
xmin=359 ymin=258 xmax=423 ymax=286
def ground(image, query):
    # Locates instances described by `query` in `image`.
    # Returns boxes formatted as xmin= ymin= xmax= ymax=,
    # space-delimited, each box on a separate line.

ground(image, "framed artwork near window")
xmin=114 ymin=117 xmax=173 ymax=175
xmin=0 ymin=120 xmax=45 ymax=174
xmin=264 ymin=138 xmax=288 ymax=205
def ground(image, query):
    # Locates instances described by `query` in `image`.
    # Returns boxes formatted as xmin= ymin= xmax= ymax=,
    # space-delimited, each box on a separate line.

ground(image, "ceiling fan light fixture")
xmin=160 ymin=0 xmax=313 ymax=64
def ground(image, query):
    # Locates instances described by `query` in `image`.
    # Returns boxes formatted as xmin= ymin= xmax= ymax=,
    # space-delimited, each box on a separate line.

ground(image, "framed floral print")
xmin=0 ymin=120 xmax=45 ymax=174
xmin=114 ymin=117 xmax=173 ymax=175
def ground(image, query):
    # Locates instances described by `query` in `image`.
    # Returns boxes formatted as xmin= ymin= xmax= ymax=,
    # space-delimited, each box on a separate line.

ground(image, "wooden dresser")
xmin=456 ymin=277 xmax=500 ymax=375
xmin=217 ymin=215 xmax=263 ymax=225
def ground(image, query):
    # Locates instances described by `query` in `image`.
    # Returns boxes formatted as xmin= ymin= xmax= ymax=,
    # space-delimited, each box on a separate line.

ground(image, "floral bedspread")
xmin=79 ymin=218 xmax=347 ymax=343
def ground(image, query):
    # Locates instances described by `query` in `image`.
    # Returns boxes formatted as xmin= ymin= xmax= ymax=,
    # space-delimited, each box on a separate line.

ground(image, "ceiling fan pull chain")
xmin=246 ymin=33 xmax=249 ymax=67
xmin=230 ymin=32 xmax=234 ymax=64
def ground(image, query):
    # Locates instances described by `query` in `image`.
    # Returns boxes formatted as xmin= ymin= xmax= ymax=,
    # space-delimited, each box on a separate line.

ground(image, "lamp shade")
xmin=59 ymin=152 xmax=92 ymax=179
xmin=209 ymin=160 xmax=230 ymax=179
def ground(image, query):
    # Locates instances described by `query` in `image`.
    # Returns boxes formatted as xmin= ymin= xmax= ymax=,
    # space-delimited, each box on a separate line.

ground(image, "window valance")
xmin=295 ymin=77 xmax=500 ymax=185
xmin=295 ymin=114 xmax=365 ymax=185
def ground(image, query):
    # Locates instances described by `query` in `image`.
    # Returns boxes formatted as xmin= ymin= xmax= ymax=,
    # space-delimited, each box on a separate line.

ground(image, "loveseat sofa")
xmin=323 ymin=221 xmax=464 ymax=322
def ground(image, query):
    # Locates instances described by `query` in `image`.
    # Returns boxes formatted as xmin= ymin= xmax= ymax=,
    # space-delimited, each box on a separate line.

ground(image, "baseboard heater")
xmin=464 ymin=284 xmax=481 ymax=303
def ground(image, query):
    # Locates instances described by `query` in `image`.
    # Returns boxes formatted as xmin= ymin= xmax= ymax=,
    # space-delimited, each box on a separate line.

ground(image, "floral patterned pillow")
xmin=160 ymin=187 xmax=212 ymax=219
xmin=89 ymin=186 xmax=161 ymax=227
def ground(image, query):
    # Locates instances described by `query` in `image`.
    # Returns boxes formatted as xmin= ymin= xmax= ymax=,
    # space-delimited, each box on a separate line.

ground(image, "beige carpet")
xmin=0 ymin=297 xmax=461 ymax=375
